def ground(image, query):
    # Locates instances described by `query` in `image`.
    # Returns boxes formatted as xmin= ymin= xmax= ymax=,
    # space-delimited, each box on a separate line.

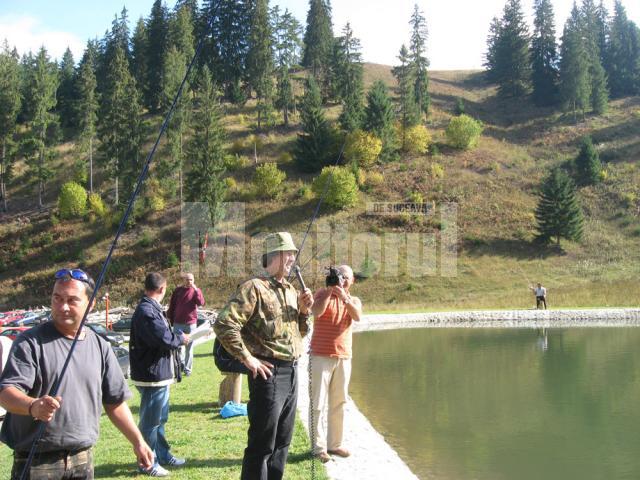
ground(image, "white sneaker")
xmin=142 ymin=464 xmax=170 ymax=477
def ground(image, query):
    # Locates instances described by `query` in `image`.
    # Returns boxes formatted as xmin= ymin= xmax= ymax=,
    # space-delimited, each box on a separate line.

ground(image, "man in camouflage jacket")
xmin=214 ymin=232 xmax=313 ymax=480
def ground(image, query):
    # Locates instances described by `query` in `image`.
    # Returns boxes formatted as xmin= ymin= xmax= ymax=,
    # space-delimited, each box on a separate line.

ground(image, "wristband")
xmin=28 ymin=398 xmax=38 ymax=418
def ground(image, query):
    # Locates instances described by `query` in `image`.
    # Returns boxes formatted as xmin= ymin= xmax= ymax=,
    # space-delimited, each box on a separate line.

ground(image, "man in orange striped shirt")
xmin=309 ymin=265 xmax=362 ymax=463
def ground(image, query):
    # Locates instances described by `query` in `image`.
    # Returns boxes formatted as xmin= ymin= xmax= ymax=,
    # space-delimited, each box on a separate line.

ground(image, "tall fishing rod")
xmin=19 ymin=12 xmax=215 ymax=479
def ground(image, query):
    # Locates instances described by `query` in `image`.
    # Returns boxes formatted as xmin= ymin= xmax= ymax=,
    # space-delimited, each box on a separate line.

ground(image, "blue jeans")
xmin=173 ymin=323 xmax=196 ymax=374
xmin=137 ymin=386 xmax=172 ymax=466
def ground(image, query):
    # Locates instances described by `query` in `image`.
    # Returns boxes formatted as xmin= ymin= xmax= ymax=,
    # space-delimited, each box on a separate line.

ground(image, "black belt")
xmin=256 ymin=356 xmax=298 ymax=367
xmin=15 ymin=446 xmax=91 ymax=461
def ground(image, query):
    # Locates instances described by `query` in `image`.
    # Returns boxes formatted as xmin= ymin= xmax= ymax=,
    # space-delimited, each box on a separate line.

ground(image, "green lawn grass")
xmin=0 ymin=342 xmax=328 ymax=480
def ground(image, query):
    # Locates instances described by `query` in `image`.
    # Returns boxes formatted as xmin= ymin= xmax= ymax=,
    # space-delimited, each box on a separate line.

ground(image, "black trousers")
xmin=536 ymin=296 xmax=547 ymax=309
xmin=241 ymin=362 xmax=298 ymax=480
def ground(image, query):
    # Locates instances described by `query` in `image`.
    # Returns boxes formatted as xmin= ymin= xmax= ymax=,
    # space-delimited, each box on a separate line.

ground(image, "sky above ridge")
xmin=0 ymin=0 xmax=638 ymax=69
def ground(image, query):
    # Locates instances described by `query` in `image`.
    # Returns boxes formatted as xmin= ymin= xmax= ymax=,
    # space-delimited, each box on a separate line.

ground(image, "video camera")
xmin=325 ymin=266 xmax=344 ymax=287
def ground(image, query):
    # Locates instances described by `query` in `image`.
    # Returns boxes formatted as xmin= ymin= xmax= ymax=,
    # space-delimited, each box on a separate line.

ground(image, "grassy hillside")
xmin=1 ymin=66 xmax=639 ymax=312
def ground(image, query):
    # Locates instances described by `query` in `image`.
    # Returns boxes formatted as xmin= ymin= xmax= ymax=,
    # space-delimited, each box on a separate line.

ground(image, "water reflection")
xmin=350 ymin=328 xmax=640 ymax=480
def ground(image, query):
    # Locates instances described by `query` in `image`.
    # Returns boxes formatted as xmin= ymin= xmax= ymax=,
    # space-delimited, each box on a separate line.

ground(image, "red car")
xmin=0 ymin=327 xmax=29 ymax=341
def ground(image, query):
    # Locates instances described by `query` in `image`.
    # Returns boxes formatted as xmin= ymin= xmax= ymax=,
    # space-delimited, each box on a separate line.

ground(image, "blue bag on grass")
xmin=220 ymin=401 xmax=247 ymax=418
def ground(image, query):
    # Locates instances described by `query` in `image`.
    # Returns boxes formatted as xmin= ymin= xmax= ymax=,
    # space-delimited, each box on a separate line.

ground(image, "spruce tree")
xmin=76 ymin=50 xmax=99 ymax=193
xmin=294 ymin=77 xmax=332 ymax=172
xmin=484 ymin=16 xmax=502 ymax=83
xmin=409 ymin=4 xmax=430 ymax=119
xmin=57 ymin=48 xmax=76 ymax=134
xmin=185 ymin=65 xmax=227 ymax=227
xmin=272 ymin=8 xmax=303 ymax=68
xmin=581 ymin=0 xmax=609 ymax=114
xmin=131 ymin=17 xmax=149 ymax=95
xmin=493 ymin=0 xmax=531 ymax=97
xmin=559 ymin=4 xmax=590 ymax=121
xmin=169 ymin=3 xmax=196 ymax=61
xmin=161 ymin=46 xmax=190 ymax=203
xmin=24 ymin=47 xmax=59 ymax=208
xmin=364 ymin=80 xmax=398 ymax=162
xmin=0 ymin=41 xmax=21 ymax=212
xmin=531 ymin=0 xmax=559 ymax=106
xmin=272 ymin=8 xmax=303 ymax=125
xmin=247 ymin=0 xmax=275 ymax=129
xmin=146 ymin=0 xmax=169 ymax=112
xmin=575 ymin=135 xmax=602 ymax=185
xmin=393 ymin=44 xmax=420 ymax=149
xmin=98 ymin=46 xmax=142 ymax=205
xmin=200 ymin=0 xmax=250 ymax=103
xmin=333 ymin=23 xmax=365 ymax=132
xmin=535 ymin=168 xmax=584 ymax=245
xmin=303 ymin=0 xmax=334 ymax=99
xmin=605 ymin=1 xmax=640 ymax=97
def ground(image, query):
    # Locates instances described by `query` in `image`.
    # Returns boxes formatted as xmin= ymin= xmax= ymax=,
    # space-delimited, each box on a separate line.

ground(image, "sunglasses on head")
xmin=54 ymin=268 xmax=92 ymax=285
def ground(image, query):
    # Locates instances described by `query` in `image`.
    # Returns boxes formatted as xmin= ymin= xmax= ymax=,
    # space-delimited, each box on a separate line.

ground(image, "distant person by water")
xmin=530 ymin=283 xmax=548 ymax=309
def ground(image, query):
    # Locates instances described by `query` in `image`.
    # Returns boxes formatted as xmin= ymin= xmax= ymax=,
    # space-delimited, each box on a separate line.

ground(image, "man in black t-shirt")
xmin=0 ymin=268 xmax=154 ymax=480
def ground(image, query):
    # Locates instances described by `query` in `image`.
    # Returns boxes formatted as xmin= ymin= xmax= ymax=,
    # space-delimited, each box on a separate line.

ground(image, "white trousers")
xmin=309 ymin=354 xmax=351 ymax=454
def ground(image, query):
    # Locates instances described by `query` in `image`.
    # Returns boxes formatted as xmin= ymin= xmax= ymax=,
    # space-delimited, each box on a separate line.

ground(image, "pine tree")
xmin=531 ymin=0 xmax=559 ymax=106
xmin=57 ymin=48 xmax=76 ymax=134
xmin=23 ymin=47 xmax=59 ymax=208
xmin=295 ymin=77 xmax=333 ymax=172
xmin=76 ymin=49 xmax=99 ymax=193
xmin=393 ymin=44 xmax=420 ymax=149
xmin=131 ymin=17 xmax=149 ymax=95
xmin=575 ymin=135 xmax=602 ymax=185
xmin=535 ymin=168 xmax=584 ymax=245
xmin=185 ymin=65 xmax=227 ymax=227
xmin=146 ymin=0 xmax=169 ymax=112
xmin=0 ymin=41 xmax=21 ymax=212
xmin=493 ymin=0 xmax=531 ymax=97
xmin=303 ymin=0 xmax=334 ymax=99
xmin=247 ymin=0 xmax=275 ymax=129
xmin=409 ymin=4 xmax=430 ymax=119
xmin=98 ymin=47 xmax=142 ymax=205
xmin=364 ymin=80 xmax=398 ymax=162
xmin=559 ymin=4 xmax=590 ymax=121
xmin=605 ymin=1 xmax=640 ymax=97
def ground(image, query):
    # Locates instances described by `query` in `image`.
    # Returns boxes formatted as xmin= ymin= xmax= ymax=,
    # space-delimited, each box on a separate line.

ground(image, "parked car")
xmin=111 ymin=316 xmax=132 ymax=334
xmin=4 ymin=313 xmax=50 ymax=328
xmin=0 ymin=327 xmax=30 ymax=341
xmin=86 ymin=323 xmax=125 ymax=346
xmin=112 ymin=345 xmax=130 ymax=378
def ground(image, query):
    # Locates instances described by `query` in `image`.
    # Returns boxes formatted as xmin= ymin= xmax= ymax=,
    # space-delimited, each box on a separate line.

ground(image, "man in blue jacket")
xmin=130 ymin=272 xmax=191 ymax=477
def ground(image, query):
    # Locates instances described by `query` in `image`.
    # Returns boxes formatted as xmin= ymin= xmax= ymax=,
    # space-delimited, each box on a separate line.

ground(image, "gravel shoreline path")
xmin=297 ymin=308 xmax=640 ymax=480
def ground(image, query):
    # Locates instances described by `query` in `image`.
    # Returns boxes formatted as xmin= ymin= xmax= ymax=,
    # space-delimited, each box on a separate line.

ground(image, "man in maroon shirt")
xmin=167 ymin=273 xmax=204 ymax=376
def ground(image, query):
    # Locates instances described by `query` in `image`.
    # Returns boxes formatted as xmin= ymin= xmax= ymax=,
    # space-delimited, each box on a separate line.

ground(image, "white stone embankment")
xmin=298 ymin=308 xmax=640 ymax=480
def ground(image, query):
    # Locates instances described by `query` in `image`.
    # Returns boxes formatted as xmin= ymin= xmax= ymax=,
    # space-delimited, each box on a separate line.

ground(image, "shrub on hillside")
xmin=253 ymin=162 xmax=286 ymax=199
xmin=312 ymin=166 xmax=359 ymax=210
xmin=430 ymin=162 xmax=445 ymax=179
xmin=344 ymin=130 xmax=382 ymax=169
xmin=88 ymin=193 xmax=107 ymax=220
xmin=445 ymin=114 xmax=483 ymax=150
xmin=224 ymin=154 xmax=250 ymax=171
xmin=58 ymin=182 xmax=88 ymax=219
xmin=364 ymin=170 xmax=384 ymax=189
xmin=403 ymin=125 xmax=431 ymax=154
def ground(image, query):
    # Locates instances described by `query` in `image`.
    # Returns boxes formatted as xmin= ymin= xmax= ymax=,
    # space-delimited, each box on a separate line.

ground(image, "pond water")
xmin=350 ymin=327 xmax=640 ymax=480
